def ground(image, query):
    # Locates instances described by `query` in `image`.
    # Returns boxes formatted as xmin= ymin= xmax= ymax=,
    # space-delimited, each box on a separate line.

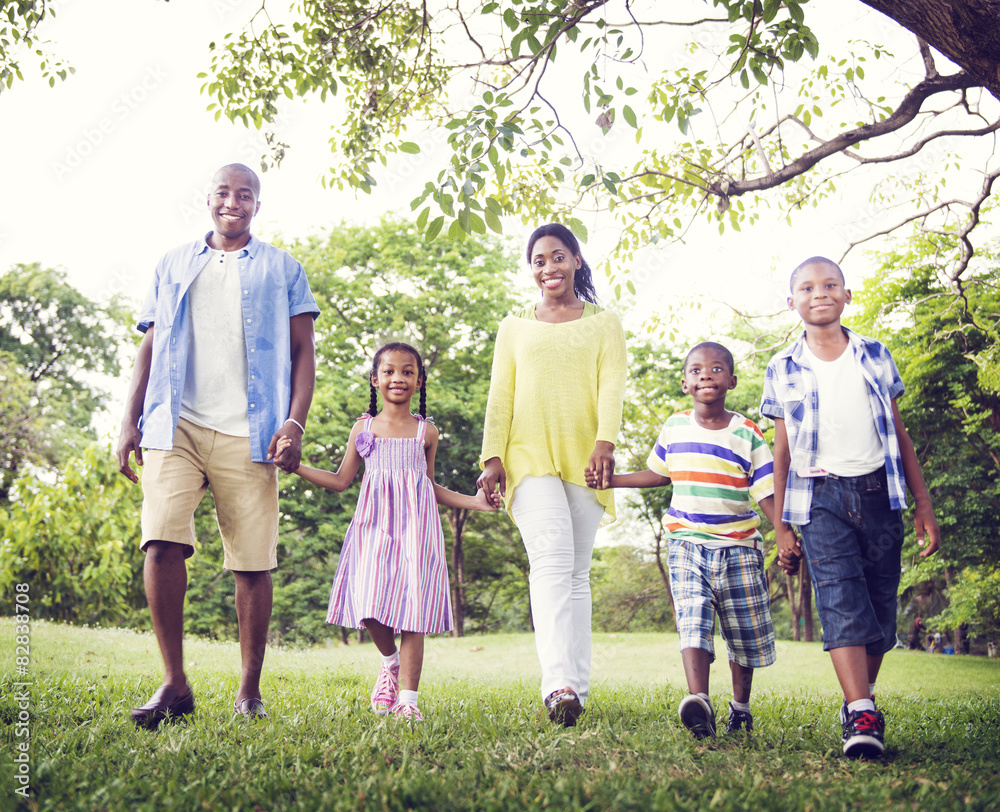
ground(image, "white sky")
xmin=1 ymin=1 xmax=992 ymax=362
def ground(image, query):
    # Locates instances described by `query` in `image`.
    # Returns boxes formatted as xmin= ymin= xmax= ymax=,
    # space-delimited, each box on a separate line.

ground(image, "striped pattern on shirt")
xmin=646 ymin=411 xmax=775 ymax=547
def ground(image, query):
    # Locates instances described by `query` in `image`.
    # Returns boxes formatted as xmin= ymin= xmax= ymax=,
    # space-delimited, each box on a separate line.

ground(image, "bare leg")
xmin=233 ymin=569 xmax=272 ymax=704
xmin=363 ymin=618 xmax=399 ymax=658
xmin=730 ymin=661 xmax=753 ymax=704
xmin=829 ymin=645 xmax=871 ymax=703
xmin=399 ymin=631 xmax=424 ymax=692
xmin=143 ymin=540 xmax=189 ymax=692
xmin=681 ymin=647 xmax=711 ymax=696
xmin=867 ymin=652 xmax=884 ymax=688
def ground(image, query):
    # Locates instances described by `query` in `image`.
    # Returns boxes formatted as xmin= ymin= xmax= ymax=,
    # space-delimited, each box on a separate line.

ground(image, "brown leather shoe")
xmin=130 ymin=685 xmax=195 ymax=729
xmin=234 ymin=697 xmax=268 ymax=720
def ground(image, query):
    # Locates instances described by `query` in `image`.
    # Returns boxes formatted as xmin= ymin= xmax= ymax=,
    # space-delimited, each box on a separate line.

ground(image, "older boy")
xmin=761 ymin=257 xmax=940 ymax=759
xmin=117 ymin=163 xmax=320 ymax=727
xmin=587 ymin=342 xmax=777 ymax=738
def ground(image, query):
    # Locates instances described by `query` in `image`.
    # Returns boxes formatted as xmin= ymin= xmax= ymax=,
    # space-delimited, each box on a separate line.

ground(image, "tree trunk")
xmin=786 ymin=574 xmax=801 ymax=642
xmin=860 ymin=0 xmax=1000 ymax=101
xmin=446 ymin=507 xmax=468 ymax=637
xmin=799 ymin=564 xmax=814 ymax=642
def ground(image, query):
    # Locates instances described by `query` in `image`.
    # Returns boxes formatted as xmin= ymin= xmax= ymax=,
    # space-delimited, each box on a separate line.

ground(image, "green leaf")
xmin=424 ymin=215 xmax=445 ymax=241
xmin=398 ymin=142 xmax=420 ymax=154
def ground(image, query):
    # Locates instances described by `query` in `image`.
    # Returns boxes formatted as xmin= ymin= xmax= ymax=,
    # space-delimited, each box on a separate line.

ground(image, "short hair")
xmin=368 ymin=341 xmax=427 ymax=418
xmin=684 ymin=341 xmax=735 ymax=375
xmin=213 ymin=163 xmax=261 ymax=197
xmin=789 ymin=256 xmax=845 ymax=291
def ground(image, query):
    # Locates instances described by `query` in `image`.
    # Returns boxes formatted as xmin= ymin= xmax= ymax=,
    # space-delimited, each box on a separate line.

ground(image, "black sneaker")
xmin=678 ymin=694 xmax=716 ymax=738
xmin=842 ymin=708 xmax=885 ymax=759
xmin=726 ymin=701 xmax=753 ymax=733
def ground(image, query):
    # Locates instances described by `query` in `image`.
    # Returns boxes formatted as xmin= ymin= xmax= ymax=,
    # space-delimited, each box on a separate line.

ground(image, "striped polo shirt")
xmin=646 ymin=410 xmax=775 ymax=547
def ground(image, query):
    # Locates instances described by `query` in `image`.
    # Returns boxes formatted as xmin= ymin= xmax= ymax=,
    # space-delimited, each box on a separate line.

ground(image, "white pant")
xmin=510 ymin=475 xmax=605 ymax=704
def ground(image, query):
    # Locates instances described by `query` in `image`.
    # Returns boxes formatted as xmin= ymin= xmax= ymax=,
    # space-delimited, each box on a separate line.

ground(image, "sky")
xmin=1 ymin=1 xmax=992 ymax=400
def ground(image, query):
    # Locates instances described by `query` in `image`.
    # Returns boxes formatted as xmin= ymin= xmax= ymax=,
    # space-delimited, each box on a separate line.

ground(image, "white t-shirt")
xmin=803 ymin=341 xmax=884 ymax=476
xmin=180 ymin=250 xmax=250 ymax=437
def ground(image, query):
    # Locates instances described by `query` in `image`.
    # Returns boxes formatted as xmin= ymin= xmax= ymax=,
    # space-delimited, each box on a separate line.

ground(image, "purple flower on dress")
xmin=355 ymin=430 xmax=375 ymax=458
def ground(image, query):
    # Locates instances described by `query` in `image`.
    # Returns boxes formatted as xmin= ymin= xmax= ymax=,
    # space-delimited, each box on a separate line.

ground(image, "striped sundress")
xmin=327 ymin=415 xmax=453 ymax=634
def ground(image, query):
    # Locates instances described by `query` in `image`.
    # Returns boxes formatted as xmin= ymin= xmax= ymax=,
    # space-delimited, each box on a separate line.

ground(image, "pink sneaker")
xmin=370 ymin=660 xmax=399 ymax=716
xmin=393 ymin=702 xmax=424 ymax=723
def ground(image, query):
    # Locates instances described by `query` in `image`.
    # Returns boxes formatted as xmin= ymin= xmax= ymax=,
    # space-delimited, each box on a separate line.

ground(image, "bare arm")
xmin=116 ymin=328 xmax=154 ymax=483
xmin=770 ymin=418 xmax=802 ymax=574
xmin=585 ymin=467 xmax=670 ymax=490
xmin=426 ymin=422 xmax=499 ymax=511
xmin=892 ymin=399 xmax=940 ymax=556
xmin=269 ymin=313 xmax=317 ymax=472
xmin=277 ymin=421 xmax=362 ymax=492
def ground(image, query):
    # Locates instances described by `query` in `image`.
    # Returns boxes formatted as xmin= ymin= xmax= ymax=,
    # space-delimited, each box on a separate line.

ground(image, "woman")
xmin=477 ymin=223 xmax=627 ymax=726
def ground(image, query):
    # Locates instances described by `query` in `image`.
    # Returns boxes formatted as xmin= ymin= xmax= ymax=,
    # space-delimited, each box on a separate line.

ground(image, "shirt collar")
xmin=198 ymin=232 xmax=257 ymax=258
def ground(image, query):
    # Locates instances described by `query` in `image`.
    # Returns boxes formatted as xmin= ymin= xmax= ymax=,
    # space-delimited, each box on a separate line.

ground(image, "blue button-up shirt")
xmin=760 ymin=327 xmax=907 ymax=525
xmin=137 ymin=234 xmax=320 ymax=462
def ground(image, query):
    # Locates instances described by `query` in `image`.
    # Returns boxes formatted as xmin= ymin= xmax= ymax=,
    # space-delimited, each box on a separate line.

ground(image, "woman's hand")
xmin=585 ymin=441 xmax=616 ymax=490
xmin=476 ymin=456 xmax=507 ymax=499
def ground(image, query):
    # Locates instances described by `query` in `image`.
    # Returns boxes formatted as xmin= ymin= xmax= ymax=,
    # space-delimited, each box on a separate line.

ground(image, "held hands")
xmin=474 ymin=487 xmax=502 ymax=512
xmin=585 ymin=441 xmax=616 ymax=490
xmin=775 ymin=525 xmax=803 ymax=575
xmin=476 ymin=457 xmax=507 ymax=501
xmin=269 ymin=429 xmax=302 ymax=473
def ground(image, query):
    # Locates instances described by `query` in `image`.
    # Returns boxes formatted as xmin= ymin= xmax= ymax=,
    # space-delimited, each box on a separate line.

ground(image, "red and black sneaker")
xmin=842 ymin=708 xmax=885 ymax=759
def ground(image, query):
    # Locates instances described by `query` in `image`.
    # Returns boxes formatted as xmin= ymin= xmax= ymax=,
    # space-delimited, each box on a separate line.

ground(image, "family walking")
xmin=117 ymin=163 xmax=940 ymax=760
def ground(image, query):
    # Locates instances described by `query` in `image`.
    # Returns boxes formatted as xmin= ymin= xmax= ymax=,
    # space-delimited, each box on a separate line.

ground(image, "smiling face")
xmin=207 ymin=165 xmax=260 ymax=249
xmin=681 ymin=348 xmax=737 ymax=406
xmin=371 ymin=349 xmax=423 ymax=407
xmin=531 ymin=235 xmax=581 ymax=301
xmin=788 ymin=260 xmax=851 ymax=327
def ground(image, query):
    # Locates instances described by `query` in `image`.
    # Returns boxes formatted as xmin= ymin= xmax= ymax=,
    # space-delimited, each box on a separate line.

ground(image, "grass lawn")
xmin=2 ymin=619 xmax=999 ymax=811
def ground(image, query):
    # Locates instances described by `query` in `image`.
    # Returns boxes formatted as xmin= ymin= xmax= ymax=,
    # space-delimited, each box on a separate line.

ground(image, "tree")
xmin=0 ymin=1 xmax=73 ymax=92
xmin=202 ymin=0 xmax=1000 ymax=286
xmin=0 ymin=444 xmax=146 ymax=625
xmin=0 ymin=263 xmax=131 ymax=503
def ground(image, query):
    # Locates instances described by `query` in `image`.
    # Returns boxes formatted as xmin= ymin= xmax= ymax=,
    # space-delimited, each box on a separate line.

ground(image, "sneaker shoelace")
xmin=371 ymin=663 xmax=399 ymax=710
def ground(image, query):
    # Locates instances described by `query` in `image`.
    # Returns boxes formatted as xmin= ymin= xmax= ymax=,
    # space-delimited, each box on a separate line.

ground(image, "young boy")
xmin=586 ymin=341 xmax=778 ymax=738
xmin=761 ymin=256 xmax=940 ymax=759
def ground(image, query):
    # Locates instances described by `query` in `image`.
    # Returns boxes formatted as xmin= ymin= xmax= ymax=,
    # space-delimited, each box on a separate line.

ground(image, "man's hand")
xmin=268 ymin=422 xmax=303 ymax=472
xmin=117 ymin=425 xmax=144 ymax=483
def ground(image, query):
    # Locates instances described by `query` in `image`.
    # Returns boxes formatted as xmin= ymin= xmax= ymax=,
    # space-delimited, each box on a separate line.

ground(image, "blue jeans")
xmin=799 ymin=468 xmax=904 ymax=654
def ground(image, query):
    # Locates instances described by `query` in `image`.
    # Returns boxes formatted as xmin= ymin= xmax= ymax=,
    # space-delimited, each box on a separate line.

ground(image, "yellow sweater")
xmin=480 ymin=302 xmax=628 ymax=525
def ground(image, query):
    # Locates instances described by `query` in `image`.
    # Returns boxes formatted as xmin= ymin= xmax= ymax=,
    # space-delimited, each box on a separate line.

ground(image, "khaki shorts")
xmin=140 ymin=418 xmax=279 ymax=571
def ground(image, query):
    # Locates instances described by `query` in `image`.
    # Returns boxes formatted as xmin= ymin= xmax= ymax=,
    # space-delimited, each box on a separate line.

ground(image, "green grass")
xmin=2 ymin=619 xmax=999 ymax=811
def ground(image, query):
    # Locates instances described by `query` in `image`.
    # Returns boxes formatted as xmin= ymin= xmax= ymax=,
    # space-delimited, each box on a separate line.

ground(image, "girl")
xmin=279 ymin=341 xmax=496 ymax=721
xmin=477 ymin=223 xmax=627 ymax=726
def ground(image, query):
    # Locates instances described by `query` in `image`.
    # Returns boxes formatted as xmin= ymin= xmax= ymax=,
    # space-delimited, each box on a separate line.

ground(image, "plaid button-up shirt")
xmin=760 ymin=327 xmax=907 ymax=525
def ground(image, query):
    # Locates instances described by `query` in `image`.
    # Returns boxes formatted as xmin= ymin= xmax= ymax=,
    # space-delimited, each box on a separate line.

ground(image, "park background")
xmin=2 ymin=1 xmax=1000 ymax=809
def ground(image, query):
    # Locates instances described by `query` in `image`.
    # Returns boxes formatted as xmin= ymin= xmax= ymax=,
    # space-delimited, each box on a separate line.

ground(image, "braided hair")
xmin=525 ymin=223 xmax=599 ymax=304
xmin=367 ymin=341 xmax=427 ymax=418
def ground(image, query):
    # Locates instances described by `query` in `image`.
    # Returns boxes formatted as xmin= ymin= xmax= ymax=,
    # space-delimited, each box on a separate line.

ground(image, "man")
xmin=117 ymin=163 xmax=319 ymax=727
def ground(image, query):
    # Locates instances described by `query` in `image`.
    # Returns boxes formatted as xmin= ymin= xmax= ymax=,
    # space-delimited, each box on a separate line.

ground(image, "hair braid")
xmin=368 ymin=384 xmax=379 ymax=417
xmin=418 ymin=382 xmax=427 ymax=419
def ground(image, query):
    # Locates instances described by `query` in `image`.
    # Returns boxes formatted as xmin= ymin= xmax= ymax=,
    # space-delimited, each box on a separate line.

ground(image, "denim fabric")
xmin=799 ymin=467 xmax=904 ymax=654
xmin=136 ymin=234 xmax=319 ymax=462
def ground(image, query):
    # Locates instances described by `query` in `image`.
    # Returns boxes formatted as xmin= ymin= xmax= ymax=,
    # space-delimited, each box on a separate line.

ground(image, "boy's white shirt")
xmin=801 ymin=340 xmax=884 ymax=476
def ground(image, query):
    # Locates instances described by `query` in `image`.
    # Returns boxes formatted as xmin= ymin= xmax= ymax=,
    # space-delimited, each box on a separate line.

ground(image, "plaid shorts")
xmin=668 ymin=539 xmax=776 ymax=668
